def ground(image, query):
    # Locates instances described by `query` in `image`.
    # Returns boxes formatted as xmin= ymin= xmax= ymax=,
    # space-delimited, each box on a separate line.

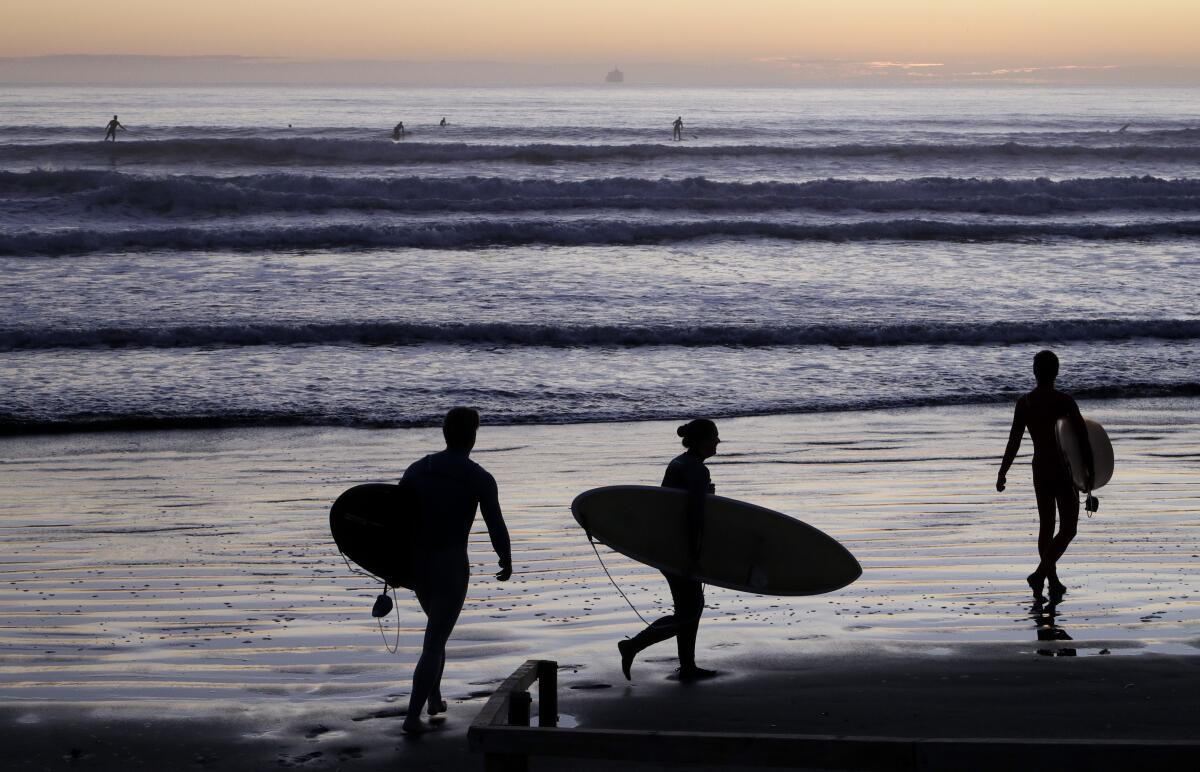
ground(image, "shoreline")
xmin=4 ymin=389 xmax=1199 ymax=438
xmin=2 ymin=397 xmax=1197 ymax=769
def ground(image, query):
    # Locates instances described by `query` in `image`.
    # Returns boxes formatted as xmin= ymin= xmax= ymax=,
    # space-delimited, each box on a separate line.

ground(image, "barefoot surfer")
xmin=399 ymin=407 xmax=512 ymax=733
xmin=619 ymin=419 xmax=719 ymax=681
xmin=997 ymin=350 xmax=1093 ymax=600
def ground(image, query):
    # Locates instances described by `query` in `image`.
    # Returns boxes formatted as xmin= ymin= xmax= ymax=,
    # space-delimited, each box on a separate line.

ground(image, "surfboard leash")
xmin=588 ymin=536 xmax=650 ymax=625
xmin=337 ymin=548 xmax=402 ymax=653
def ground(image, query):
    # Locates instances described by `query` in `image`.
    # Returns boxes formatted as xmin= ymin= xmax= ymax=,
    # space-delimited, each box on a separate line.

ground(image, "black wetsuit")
xmin=399 ymin=449 xmax=510 ymax=717
xmin=623 ymin=451 xmax=710 ymax=669
xmin=401 ymin=449 xmax=510 ymax=597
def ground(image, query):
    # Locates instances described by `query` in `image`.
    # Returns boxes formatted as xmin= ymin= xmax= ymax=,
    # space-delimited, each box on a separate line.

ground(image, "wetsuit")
xmin=400 ymin=449 xmax=510 ymax=716
xmin=623 ymin=451 xmax=710 ymax=669
xmin=1001 ymin=387 xmax=1093 ymax=558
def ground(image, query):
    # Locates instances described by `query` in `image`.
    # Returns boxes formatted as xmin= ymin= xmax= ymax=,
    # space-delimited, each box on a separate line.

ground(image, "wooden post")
xmin=537 ymin=660 xmax=558 ymax=728
xmin=508 ymin=689 xmax=532 ymax=727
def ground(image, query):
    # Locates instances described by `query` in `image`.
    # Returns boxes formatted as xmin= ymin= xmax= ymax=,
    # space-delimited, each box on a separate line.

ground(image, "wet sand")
xmin=1 ymin=399 xmax=1197 ymax=769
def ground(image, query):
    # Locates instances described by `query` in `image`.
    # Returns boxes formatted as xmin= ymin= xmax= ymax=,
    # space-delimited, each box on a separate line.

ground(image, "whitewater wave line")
xmin=2 ymin=381 xmax=1196 ymax=436
xmin=3 ymin=318 xmax=1199 ymax=352
xmin=6 ymin=171 xmax=1200 ymax=217
xmin=6 ymin=138 xmax=1200 ymax=165
xmin=5 ymin=217 xmax=1200 ymax=255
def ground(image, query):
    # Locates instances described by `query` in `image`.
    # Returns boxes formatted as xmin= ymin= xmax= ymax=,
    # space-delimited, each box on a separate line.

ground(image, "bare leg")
xmin=1028 ymin=475 xmax=1058 ymax=597
xmin=1031 ymin=472 xmax=1079 ymax=597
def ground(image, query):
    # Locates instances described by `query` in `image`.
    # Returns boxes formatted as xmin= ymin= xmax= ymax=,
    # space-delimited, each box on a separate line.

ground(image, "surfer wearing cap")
xmin=399 ymin=407 xmax=512 ymax=734
xmin=618 ymin=418 xmax=719 ymax=682
xmin=997 ymin=350 xmax=1093 ymax=600
xmin=104 ymin=115 xmax=124 ymax=141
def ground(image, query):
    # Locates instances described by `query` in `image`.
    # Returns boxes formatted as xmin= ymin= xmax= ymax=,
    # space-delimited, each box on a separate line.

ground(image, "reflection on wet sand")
xmin=1033 ymin=597 xmax=1076 ymax=656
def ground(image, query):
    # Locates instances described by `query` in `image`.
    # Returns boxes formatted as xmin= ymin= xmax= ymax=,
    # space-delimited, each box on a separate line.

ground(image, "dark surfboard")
xmin=329 ymin=483 xmax=420 ymax=589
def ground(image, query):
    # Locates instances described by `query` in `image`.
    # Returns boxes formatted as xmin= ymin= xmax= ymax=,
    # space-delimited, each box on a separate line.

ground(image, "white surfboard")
xmin=1055 ymin=417 xmax=1114 ymax=492
xmin=571 ymin=485 xmax=861 ymax=596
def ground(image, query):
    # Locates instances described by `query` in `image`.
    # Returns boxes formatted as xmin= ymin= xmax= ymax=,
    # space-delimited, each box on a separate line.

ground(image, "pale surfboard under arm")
xmin=1055 ymin=418 xmax=1115 ymax=492
xmin=571 ymin=485 xmax=861 ymax=596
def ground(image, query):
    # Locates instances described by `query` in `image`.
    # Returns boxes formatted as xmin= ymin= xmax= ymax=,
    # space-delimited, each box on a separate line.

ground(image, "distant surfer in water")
xmin=618 ymin=419 xmax=719 ymax=682
xmin=672 ymin=116 xmax=684 ymax=141
xmin=439 ymin=117 xmax=447 ymax=127
xmin=392 ymin=121 xmax=405 ymax=140
xmin=997 ymin=350 xmax=1093 ymax=600
xmin=104 ymin=115 xmax=125 ymax=141
xmin=399 ymin=407 xmax=512 ymax=734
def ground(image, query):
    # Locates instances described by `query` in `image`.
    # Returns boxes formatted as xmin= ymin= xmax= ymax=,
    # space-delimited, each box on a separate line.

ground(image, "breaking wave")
xmin=6 ymin=217 xmax=1200 ymax=255
xmin=3 ymin=318 xmax=1199 ymax=351
xmin=6 ymin=171 xmax=1200 ymax=217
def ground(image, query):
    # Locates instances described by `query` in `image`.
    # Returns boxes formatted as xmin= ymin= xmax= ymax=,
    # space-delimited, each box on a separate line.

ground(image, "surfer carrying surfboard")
xmin=618 ymin=419 xmax=720 ymax=682
xmin=997 ymin=350 xmax=1094 ymax=600
xmin=398 ymin=407 xmax=512 ymax=734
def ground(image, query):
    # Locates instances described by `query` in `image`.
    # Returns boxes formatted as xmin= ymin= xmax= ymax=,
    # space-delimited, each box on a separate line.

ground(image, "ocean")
xmin=1 ymin=85 xmax=1198 ymax=432
xmin=2 ymin=87 xmax=1198 ymax=756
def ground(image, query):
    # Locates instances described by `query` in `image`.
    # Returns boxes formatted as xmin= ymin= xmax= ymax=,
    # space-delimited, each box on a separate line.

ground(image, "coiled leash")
xmin=338 ymin=549 xmax=401 ymax=654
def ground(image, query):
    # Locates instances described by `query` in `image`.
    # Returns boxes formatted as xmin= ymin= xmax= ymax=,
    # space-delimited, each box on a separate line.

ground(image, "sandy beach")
xmin=2 ymin=399 xmax=1197 ymax=769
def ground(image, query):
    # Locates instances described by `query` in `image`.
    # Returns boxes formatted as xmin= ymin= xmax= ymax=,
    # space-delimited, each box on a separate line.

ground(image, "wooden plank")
xmin=472 ymin=725 xmax=1200 ymax=771
xmin=470 ymin=660 xmax=541 ymax=734
xmin=472 ymin=726 xmax=914 ymax=770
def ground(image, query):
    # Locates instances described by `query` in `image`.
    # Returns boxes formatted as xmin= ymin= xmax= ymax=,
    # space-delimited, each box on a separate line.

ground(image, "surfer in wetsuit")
xmin=618 ymin=419 xmax=719 ymax=682
xmin=104 ymin=115 xmax=124 ymax=141
xmin=439 ymin=117 xmax=447 ymax=127
xmin=672 ymin=116 xmax=683 ymax=141
xmin=399 ymin=407 xmax=512 ymax=734
xmin=997 ymin=350 xmax=1093 ymax=600
xmin=392 ymin=121 xmax=405 ymax=140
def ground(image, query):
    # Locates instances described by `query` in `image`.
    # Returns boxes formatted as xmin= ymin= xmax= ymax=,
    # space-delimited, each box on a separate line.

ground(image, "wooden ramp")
xmin=468 ymin=660 xmax=1200 ymax=772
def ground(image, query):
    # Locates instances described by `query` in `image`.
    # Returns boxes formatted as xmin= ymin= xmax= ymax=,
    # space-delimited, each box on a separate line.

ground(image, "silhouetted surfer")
xmin=619 ymin=419 xmax=719 ymax=681
xmin=439 ymin=117 xmax=447 ymax=127
xmin=103 ymin=115 xmax=124 ymax=142
xmin=997 ymin=350 xmax=1093 ymax=600
xmin=399 ymin=407 xmax=512 ymax=734
xmin=393 ymin=121 xmax=405 ymax=140
xmin=672 ymin=116 xmax=684 ymax=141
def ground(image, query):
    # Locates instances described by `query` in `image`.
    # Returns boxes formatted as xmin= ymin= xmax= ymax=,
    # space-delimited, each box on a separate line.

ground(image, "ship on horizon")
xmin=605 ymin=67 xmax=624 ymax=83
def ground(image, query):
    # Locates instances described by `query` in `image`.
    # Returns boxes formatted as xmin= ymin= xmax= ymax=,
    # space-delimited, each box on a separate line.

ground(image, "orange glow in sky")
xmin=4 ymin=0 xmax=1199 ymax=64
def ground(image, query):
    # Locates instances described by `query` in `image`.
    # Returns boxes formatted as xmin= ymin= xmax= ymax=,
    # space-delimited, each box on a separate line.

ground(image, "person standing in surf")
xmin=103 ymin=115 xmax=124 ymax=141
xmin=392 ymin=121 xmax=405 ymax=140
xmin=618 ymin=419 xmax=719 ymax=681
xmin=399 ymin=407 xmax=512 ymax=734
xmin=672 ymin=115 xmax=684 ymax=141
xmin=997 ymin=350 xmax=1093 ymax=599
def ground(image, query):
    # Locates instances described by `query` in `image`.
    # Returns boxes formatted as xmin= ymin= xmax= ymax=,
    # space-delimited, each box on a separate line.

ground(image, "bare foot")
xmin=1048 ymin=579 xmax=1067 ymax=598
xmin=1026 ymin=572 xmax=1045 ymax=597
xmin=676 ymin=666 xmax=718 ymax=682
xmin=427 ymin=698 xmax=448 ymax=716
xmin=618 ymin=639 xmax=635 ymax=681
xmin=401 ymin=718 xmax=427 ymax=735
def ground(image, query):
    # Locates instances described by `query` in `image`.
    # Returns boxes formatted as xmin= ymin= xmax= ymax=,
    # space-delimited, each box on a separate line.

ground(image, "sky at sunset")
xmin=3 ymin=1 xmax=1200 ymax=85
